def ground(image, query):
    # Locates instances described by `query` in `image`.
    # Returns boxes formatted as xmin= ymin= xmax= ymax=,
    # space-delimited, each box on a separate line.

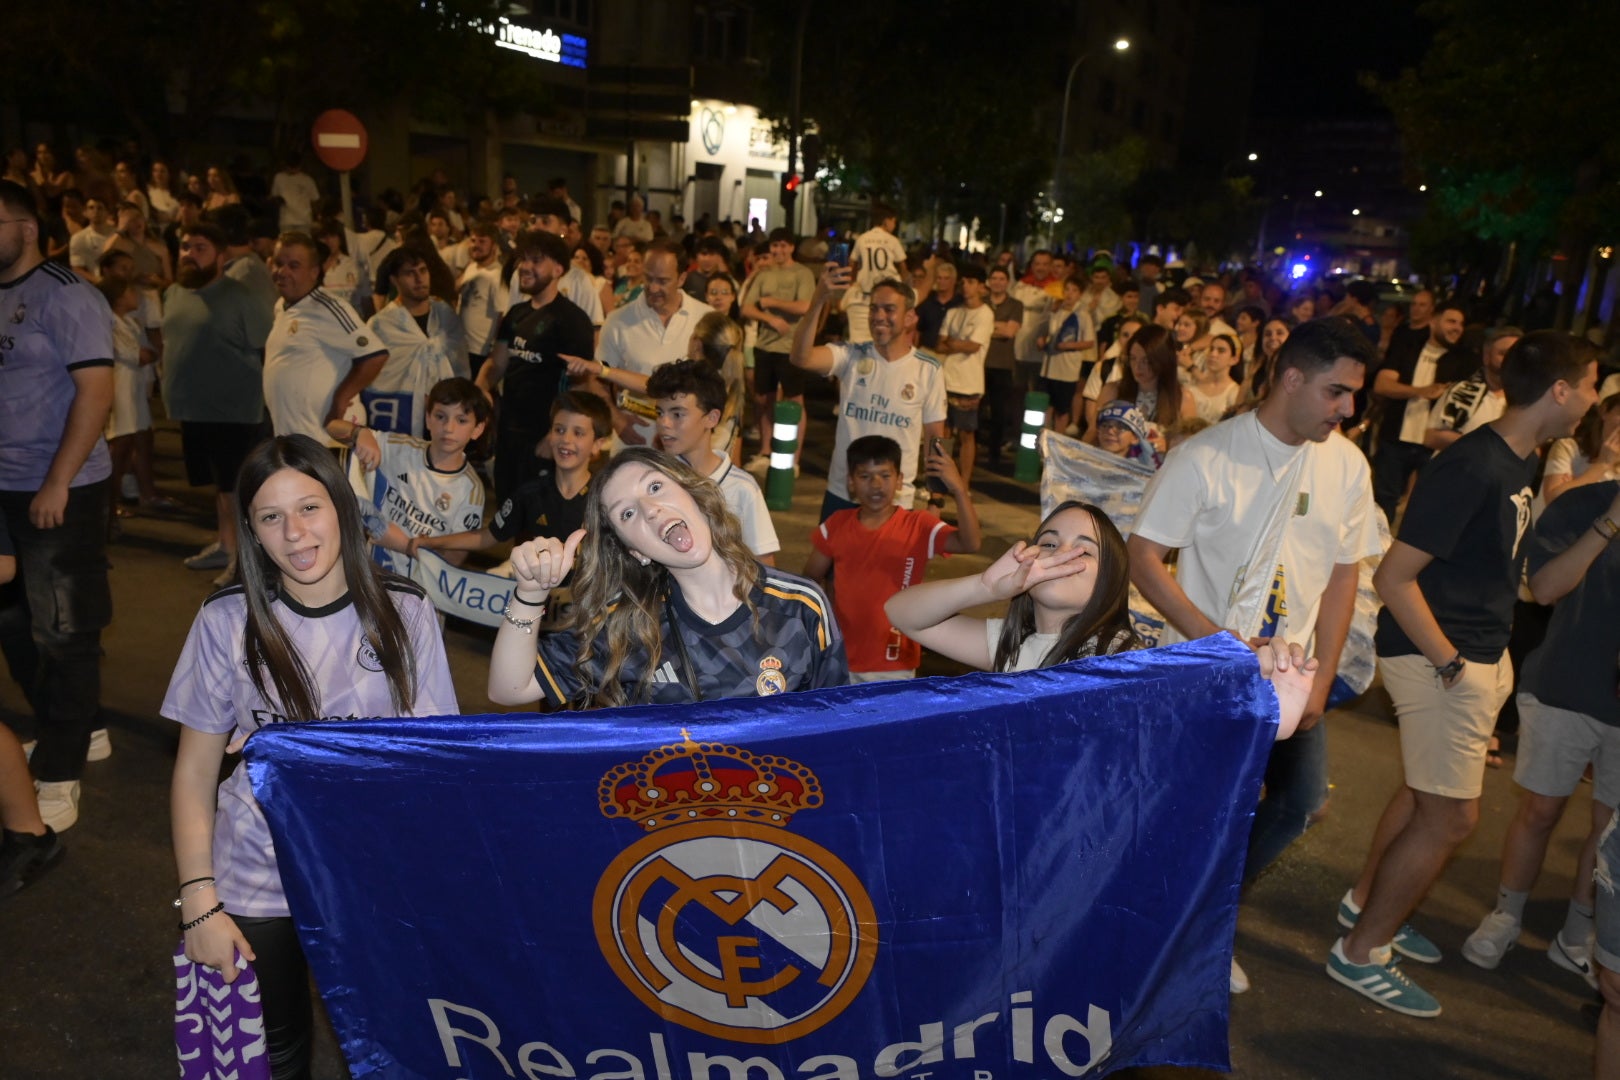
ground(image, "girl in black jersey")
xmin=489 ymin=447 xmax=844 ymax=708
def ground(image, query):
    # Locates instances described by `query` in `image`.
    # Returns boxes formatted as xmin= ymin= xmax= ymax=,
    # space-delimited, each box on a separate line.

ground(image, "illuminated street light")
xmin=1314 ymin=190 xmax=1323 ymax=197
xmin=1114 ymin=38 xmax=1130 ymax=51
xmin=1247 ymin=152 xmax=1258 ymax=162
xmin=1419 ymin=184 xmax=1428 ymax=192
xmin=1351 ymin=208 xmax=1361 ymax=216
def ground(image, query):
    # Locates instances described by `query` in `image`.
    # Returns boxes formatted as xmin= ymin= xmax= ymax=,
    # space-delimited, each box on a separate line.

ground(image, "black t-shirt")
xmin=1375 ymin=425 xmax=1538 ymax=662
xmin=494 ymin=294 xmax=594 ymax=430
xmin=533 ymin=567 xmax=847 ymax=707
xmin=915 ymin=292 xmax=961 ymax=349
xmin=1521 ymin=481 xmax=1620 ymax=725
xmin=487 ymin=466 xmax=589 ymax=544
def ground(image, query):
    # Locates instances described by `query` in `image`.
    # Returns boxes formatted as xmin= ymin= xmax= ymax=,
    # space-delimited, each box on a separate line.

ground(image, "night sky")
xmin=1251 ymin=0 xmax=1433 ymax=118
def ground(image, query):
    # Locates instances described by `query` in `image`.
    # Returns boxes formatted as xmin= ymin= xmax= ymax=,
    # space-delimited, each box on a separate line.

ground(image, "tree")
xmin=1369 ymin=0 xmax=1620 ymax=324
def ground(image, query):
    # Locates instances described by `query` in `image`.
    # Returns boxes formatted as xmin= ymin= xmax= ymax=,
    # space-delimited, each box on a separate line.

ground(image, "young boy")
xmin=1037 ymin=275 xmax=1096 ymax=435
xmin=648 ymin=358 xmax=780 ymax=565
xmin=935 ymin=265 xmax=994 ymax=487
xmin=804 ymin=435 xmax=981 ymax=682
xmin=416 ymin=390 xmax=610 ymax=560
xmin=330 ymin=377 xmax=490 ymax=576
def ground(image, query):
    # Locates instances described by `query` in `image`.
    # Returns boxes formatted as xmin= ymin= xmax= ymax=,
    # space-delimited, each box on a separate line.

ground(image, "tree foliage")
xmin=750 ymin=0 xmax=1070 ymax=238
xmin=4 ymin=3 xmax=555 ymax=158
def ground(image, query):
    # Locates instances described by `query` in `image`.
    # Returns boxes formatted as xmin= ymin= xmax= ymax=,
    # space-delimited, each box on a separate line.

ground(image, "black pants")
xmin=236 ymin=915 xmax=314 ymax=1080
xmin=493 ymin=423 xmax=544 ymax=507
xmin=983 ymin=368 xmax=1018 ymax=458
xmin=1371 ymin=440 xmax=1434 ymax=520
xmin=0 ymin=483 xmax=111 ymax=782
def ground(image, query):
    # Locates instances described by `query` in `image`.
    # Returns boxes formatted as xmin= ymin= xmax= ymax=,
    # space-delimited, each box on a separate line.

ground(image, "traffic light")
xmin=779 ymin=173 xmax=801 ymax=208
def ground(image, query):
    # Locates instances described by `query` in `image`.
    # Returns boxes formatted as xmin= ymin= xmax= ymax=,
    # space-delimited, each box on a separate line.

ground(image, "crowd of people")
xmin=2 ymin=141 xmax=1620 ymax=1078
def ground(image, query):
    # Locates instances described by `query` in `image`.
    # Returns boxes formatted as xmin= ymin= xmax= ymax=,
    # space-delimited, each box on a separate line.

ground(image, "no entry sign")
xmin=310 ymin=109 xmax=368 ymax=172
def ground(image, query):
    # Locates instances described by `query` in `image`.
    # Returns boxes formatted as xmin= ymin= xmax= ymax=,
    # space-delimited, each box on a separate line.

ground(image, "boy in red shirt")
xmin=804 ymin=435 xmax=981 ymax=681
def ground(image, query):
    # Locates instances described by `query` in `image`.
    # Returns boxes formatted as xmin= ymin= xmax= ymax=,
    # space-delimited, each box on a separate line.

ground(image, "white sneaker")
xmin=120 ymin=473 xmax=140 ymax=501
xmin=1461 ymin=909 xmax=1521 ymax=969
xmin=86 ymin=728 xmax=112 ymax=762
xmin=184 ymin=541 xmax=229 ymax=571
xmin=35 ymin=780 xmax=81 ymax=832
xmin=21 ymin=739 xmax=35 ymax=761
xmin=1549 ymin=930 xmax=1600 ymax=990
xmin=1230 ymin=957 xmax=1250 ymax=994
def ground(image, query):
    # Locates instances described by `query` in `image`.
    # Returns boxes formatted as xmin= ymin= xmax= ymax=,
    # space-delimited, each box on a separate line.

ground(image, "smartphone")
xmin=925 ymin=436 xmax=955 ymax=495
xmin=826 ymin=241 xmax=851 ymax=267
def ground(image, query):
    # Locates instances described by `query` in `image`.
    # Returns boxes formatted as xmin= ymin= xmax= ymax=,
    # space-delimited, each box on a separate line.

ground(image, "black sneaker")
xmin=0 ymin=827 xmax=64 ymax=898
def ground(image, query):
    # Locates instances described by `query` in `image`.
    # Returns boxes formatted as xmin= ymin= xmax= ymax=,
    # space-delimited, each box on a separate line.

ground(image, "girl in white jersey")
xmin=885 ymin=500 xmax=1312 ymax=738
xmin=166 ymin=435 xmax=458 ymax=1080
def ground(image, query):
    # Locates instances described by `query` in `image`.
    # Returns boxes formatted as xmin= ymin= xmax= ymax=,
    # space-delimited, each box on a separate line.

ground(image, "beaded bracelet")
xmin=179 ymin=901 xmax=225 ymax=932
xmin=502 ymin=603 xmax=543 ymax=634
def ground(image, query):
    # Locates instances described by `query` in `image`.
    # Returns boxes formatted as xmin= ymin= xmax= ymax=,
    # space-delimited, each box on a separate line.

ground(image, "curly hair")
xmin=992 ymin=502 xmax=1138 ymax=672
xmin=566 ymin=447 xmax=761 ymax=708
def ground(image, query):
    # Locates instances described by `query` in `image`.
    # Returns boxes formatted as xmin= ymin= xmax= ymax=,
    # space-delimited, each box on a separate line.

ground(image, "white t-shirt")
xmin=270 ymin=170 xmax=321 ymax=231
xmin=1133 ymin=412 xmax=1381 ymax=651
xmin=367 ymin=432 xmax=485 ymax=576
xmin=364 ymin=300 xmax=468 ymax=437
xmin=823 ymin=342 xmax=948 ymax=507
xmin=842 ymin=226 xmax=908 ymax=343
xmin=458 ymin=260 xmax=505 ymax=357
xmin=699 ymin=456 xmax=779 ymax=557
xmin=940 ymin=304 xmax=993 ymax=397
xmin=69 ymin=225 xmax=115 ymax=274
xmin=1398 ymin=340 xmax=1445 ymax=444
xmin=599 ymin=291 xmax=715 ymax=446
xmin=437 ymin=238 xmax=470 ymax=276
xmin=264 ymin=288 xmax=385 ymax=446
xmin=983 ymin=618 xmax=1061 ymax=673
xmin=1011 ymin=282 xmax=1053 ymax=365
xmin=1542 ymin=438 xmax=1593 ymax=486
xmin=1188 ymin=380 xmax=1242 ymax=424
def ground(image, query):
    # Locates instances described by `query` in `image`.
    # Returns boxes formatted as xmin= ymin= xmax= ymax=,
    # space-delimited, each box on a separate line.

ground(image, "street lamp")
xmin=1247 ymin=152 xmax=1258 ymax=162
xmin=1053 ymin=37 xmax=1130 ymax=230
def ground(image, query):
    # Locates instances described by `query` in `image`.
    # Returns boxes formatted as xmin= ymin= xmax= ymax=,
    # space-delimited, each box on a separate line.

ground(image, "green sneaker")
xmin=1326 ymin=939 xmax=1441 ymax=1018
xmin=1337 ymin=888 xmax=1442 ymax=964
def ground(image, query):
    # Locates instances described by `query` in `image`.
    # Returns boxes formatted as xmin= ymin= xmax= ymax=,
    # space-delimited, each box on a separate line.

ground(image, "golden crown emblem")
xmin=598 ymin=730 xmax=822 ymax=831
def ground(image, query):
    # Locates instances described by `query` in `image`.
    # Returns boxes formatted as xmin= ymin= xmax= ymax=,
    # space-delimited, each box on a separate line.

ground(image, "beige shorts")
xmin=1381 ymin=651 xmax=1513 ymax=799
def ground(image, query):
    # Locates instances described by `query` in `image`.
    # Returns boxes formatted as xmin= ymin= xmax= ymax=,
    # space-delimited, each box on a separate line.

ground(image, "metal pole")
xmin=783 ymin=0 xmax=810 ymax=229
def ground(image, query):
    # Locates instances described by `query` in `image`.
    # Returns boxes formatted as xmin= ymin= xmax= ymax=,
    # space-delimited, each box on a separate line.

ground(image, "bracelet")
xmin=502 ymin=603 xmax=542 ymax=634
xmin=511 ymin=593 xmax=546 ymax=607
xmin=179 ymin=901 xmax=225 ymax=932
xmin=178 ymin=875 xmax=215 ymax=891
xmin=1434 ymin=652 xmax=1466 ymax=681
xmin=1595 ymin=516 xmax=1620 ymax=541
xmin=172 ymin=879 xmax=217 ymax=907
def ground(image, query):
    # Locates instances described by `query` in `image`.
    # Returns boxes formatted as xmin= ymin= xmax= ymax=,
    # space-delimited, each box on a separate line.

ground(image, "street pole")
xmin=1051 ymin=39 xmax=1128 ymax=246
xmin=783 ymin=0 xmax=810 ymax=230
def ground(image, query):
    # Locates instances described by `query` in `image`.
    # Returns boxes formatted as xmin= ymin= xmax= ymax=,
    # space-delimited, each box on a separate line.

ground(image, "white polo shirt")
xmin=264 ymin=287 xmax=385 ymax=447
xmin=1133 ymin=412 xmax=1381 ymax=651
xmin=600 ymin=291 xmax=714 ymax=446
xmin=700 ymin=455 xmax=779 ymax=558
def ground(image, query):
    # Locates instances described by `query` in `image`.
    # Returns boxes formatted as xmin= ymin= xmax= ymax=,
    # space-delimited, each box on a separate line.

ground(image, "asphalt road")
xmin=0 ymin=402 xmax=1602 ymax=1079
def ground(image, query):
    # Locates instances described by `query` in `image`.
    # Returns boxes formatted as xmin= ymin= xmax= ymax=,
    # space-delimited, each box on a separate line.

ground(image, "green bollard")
xmin=1013 ymin=391 xmax=1050 ymax=483
xmin=764 ymin=400 xmax=802 ymax=511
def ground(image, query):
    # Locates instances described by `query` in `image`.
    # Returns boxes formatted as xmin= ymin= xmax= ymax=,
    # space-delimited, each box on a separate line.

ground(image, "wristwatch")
xmin=1434 ymin=652 xmax=1466 ymax=682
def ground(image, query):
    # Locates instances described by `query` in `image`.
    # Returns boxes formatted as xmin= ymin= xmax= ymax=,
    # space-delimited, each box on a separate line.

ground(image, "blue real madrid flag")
xmin=245 ymin=635 xmax=1278 ymax=1079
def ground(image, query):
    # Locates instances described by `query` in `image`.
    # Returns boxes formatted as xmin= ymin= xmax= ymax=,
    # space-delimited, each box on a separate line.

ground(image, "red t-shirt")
xmin=812 ymin=507 xmax=956 ymax=672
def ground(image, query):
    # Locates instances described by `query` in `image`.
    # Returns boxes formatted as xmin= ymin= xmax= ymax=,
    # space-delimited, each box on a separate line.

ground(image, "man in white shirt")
xmin=1128 ymin=317 xmax=1381 ymax=991
xmin=457 ymin=223 xmax=505 ymax=378
xmin=263 ymin=233 xmax=388 ymax=447
xmin=1372 ymin=302 xmax=1471 ymax=517
xmin=427 ymin=210 xmax=469 ymax=276
xmin=1425 ymin=325 xmax=1521 ymax=453
xmin=612 ymin=194 xmax=654 ymax=243
xmin=269 ymin=155 xmax=321 ymax=232
xmin=1198 ymin=280 xmax=1238 ymax=339
xmin=1078 ymin=263 xmax=1121 ymax=328
xmin=842 ymin=203 xmax=908 ymax=344
xmin=934 ymin=265 xmax=994 ymax=488
xmin=589 ymin=241 xmax=714 ymax=448
xmin=67 ymin=197 xmax=116 ymax=281
xmin=548 ymin=178 xmax=583 ymax=232
xmin=791 ymin=267 xmax=947 ymax=520
xmin=363 ymin=246 xmax=467 ymax=437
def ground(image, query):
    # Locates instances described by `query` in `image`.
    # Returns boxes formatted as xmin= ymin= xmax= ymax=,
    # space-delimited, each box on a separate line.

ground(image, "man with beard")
xmin=0 ymin=180 xmax=115 ymax=832
xmin=362 ymin=245 xmax=467 ymax=438
xmin=1372 ymin=301 xmax=1474 ymax=518
xmin=161 ymin=222 xmax=274 ymax=584
xmin=458 ymin=222 xmax=505 ymax=379
xmin=474 ymin=230 xmax=594 ymax=501
xmin=262 ymin=232 xmax=387 ymax=447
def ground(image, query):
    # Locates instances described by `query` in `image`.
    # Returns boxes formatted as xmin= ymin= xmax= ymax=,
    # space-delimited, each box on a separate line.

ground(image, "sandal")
xmin=1486 ymin=736 xmax=1504 ymax=769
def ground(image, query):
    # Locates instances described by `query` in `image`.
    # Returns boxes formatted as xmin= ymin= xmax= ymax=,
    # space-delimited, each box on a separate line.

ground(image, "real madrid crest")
xmin=9 ymin=301 xmax=25 ymax=324
xmin=755 ymin=655 xmax=787 ymax=695
xmin=900 ymin=382 xmax=917 ymax=402
xmin=435 ymin=491 xmax=452 ymax=512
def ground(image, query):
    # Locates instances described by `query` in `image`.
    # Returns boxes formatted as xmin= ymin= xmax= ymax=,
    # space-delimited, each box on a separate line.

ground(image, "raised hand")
xmin=977 ymin=540 xmax=1086 ymax=601
xmin=509 ymin=528 xmax=586 ymax=600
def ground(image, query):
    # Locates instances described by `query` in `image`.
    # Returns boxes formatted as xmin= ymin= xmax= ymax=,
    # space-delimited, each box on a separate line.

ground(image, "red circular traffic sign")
xmin=310 ymin=109 xmax=368 ymax=172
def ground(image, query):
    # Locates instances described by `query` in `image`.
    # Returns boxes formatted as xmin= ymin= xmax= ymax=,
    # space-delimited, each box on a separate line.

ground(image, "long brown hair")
xmin=992 ymin=502 xmax=1138 ymax=672
xmin=568 ymin=447 xmax=761 ymax=708
xmin=232 ymin=435 xmax=417 ymax=719
xmin=1118 ymin=324 xmax=1183 ymax=426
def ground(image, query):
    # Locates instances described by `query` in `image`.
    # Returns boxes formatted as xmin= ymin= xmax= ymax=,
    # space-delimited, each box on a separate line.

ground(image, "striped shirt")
xmin=534 ymin=567 xmax=847 ymax=707
xmin=264 ymin=286 xmax=386 ymax=447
